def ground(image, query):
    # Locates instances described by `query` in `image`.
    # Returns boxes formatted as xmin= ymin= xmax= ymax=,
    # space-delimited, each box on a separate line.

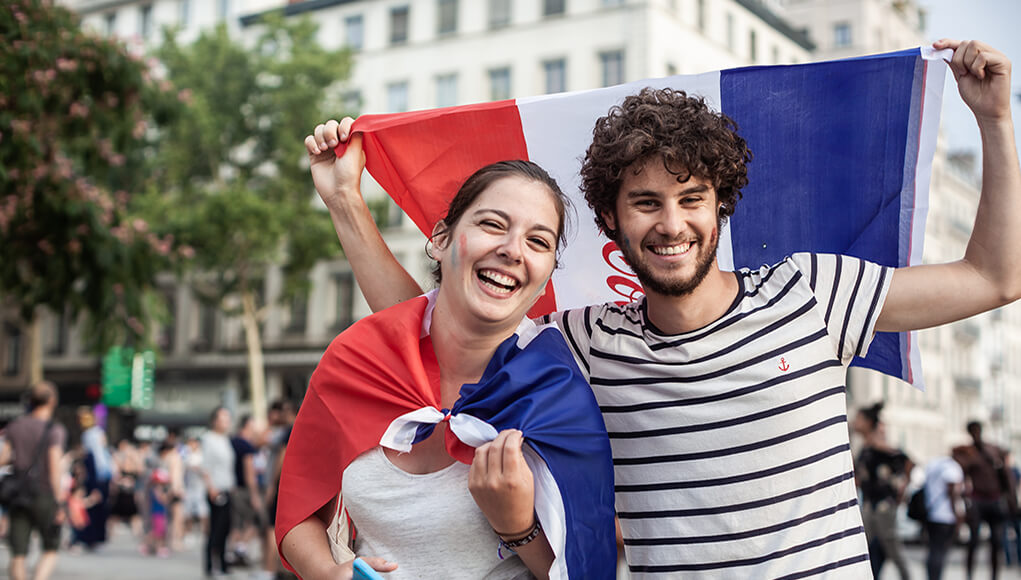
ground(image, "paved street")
xmin=0 ymin=527 xmax=1015 ymax=579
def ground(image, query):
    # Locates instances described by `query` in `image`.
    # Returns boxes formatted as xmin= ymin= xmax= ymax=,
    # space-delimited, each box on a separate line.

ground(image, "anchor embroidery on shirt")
xmin=778 ymin=357 xmax=790 ymax=372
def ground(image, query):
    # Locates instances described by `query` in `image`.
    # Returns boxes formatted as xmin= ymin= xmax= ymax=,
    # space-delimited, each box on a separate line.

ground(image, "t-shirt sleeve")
xmin=792 ymin=252 xmax=893 ymax=364
xmin=49 ymin=425 xmax=66 ymax=451
xmin=538 ymin=307 xmax=596 ymax=379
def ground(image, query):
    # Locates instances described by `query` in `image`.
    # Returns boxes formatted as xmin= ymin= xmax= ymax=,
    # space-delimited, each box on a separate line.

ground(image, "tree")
xmin=141 ymin=15 xmax=353 ymax=424
xmin=0 ymin=0 xmax=181 ymax=383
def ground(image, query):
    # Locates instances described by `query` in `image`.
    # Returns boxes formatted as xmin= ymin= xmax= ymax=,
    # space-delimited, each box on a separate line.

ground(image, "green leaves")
xmin=1 ymin=0 xmax=182 ymax=352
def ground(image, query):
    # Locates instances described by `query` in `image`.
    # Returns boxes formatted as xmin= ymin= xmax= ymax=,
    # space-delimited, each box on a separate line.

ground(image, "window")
xmin=696 ymin=0 xmax=706 ymax=32
xmin=45 ymin=309 xmax=68 ymax=357
xmin=218 ymin=0 xmax=229 ymax=21
xmin=771 ymin=45 xmax=780 ymax=64
xmin=438 ymin=0 xmax=458 ymax=35
xmin=390 ymin=5 xmax=410 ymax=45
xmin=387 ymin=81 xmax=409 ymax=112
xmin=748 ymin=29 xmax=757 ymax=62
xmin=665 ymin=62 xmax=678 ymax=76
xmin=344 ymin=14 xmax=364 ymax=50
xmin=139 ymin=4 xmax=153 ymax=38
xmin=543 ymin=0 xmax=566 ymax=17
xmin=3 ymin=323 xmax=22 ymax=377
xmin=157 ymin=290 xmax=175 ymax=352
xmin=834 ymin=22 xmax=852 ymax=48
xmin=602 ymin=0 xmax=624 ymax=6
xmin=436 ymin=73 xmax=458 ymax=107
xmin=488 ymin=67 xmax=511 ymax=101
xmin=330 ymin=272 xmax=355 ymax=331
xmin=285 ymin=293 xmax=308 ymax=334
xmin=599 ymin=50 xmax=625 ymax=87
xmin=543 ymin=59 xmax=566 ymax=94
xmin=191 ymin=300 xmax=217 ymax=352
xmin=179 ymin=0 xmax=190 ymax=28
xmin=341 ymin=90 xmax=362 ymax=115
xmin=105 ymin=12 xmax=117 ymax=35
xmin=725 ymin=12 xmax=735 ymax=52
xmin=488 ymin=0 xmax=511 ymax=29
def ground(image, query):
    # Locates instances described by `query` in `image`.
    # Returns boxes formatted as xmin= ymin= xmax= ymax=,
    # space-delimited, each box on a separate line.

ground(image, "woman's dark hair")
xmin=858 ymin=401 xmax=884 ymax=431
xmin=579 ymin=87 xmax=752 ymax=239
xmin=430 ymin=160 xmax=571 ymax=285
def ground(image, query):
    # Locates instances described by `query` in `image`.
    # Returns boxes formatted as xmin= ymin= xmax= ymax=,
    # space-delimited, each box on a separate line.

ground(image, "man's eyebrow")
xmin=624 ymin=183 xmax=709 ymax=198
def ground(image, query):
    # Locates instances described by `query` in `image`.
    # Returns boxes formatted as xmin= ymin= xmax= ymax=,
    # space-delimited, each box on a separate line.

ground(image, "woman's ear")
xmin=430 ymin=221 xmax=450 ymax=255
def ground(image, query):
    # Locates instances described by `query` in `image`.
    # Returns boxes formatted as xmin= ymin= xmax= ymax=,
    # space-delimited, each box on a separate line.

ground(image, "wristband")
xmin=497 ymin=519 xmax=542 ymax=559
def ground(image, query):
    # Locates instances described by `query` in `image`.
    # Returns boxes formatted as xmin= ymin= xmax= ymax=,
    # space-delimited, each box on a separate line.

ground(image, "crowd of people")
xmin=0 ymin=388 xmax=297 ymax=580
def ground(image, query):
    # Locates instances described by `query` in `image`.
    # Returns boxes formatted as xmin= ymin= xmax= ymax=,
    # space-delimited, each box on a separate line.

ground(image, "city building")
xmin=15 ymin=0 xmax=1014 ymax=458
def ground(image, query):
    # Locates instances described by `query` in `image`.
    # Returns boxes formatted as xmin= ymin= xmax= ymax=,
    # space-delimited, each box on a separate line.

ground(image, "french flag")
xmin=276 ymin=291 xmax=617 ymax=579
xmin=346 ymin=47 xmax=949 ymax=387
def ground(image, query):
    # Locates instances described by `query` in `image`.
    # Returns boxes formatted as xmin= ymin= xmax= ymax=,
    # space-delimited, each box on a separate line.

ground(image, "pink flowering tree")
xmin=137 ymin=16 xmax=353 ymax=424
xmin=0 ymin=0 xmax=182 ymax=383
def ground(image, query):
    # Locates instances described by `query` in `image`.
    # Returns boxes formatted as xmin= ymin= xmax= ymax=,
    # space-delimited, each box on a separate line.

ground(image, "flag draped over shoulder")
xmin=343 ymin=48 xmax=949 ymax=388
xmin=275 ymin=292 xmax=617 ymax=579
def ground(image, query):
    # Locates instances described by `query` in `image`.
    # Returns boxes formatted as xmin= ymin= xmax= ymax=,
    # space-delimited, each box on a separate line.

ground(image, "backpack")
xmin=907 ymin=486 xmax=928 ymax=522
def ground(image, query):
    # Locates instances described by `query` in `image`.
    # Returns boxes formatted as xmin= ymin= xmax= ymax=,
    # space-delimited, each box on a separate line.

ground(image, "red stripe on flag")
xmin=343 ymin=100 xmax=558 ymax=316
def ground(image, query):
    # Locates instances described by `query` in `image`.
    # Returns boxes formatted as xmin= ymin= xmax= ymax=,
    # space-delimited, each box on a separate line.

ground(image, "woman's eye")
xmin=480 ymin=219 xmax=503 ymax=229
xmin=530 ymin=237 xmax=552 ymax=249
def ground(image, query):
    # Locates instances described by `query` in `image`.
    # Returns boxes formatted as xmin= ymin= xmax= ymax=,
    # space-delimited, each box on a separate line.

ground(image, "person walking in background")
xmin=77 ymin=410 xmax=113 ymax=551
xmin=953 ymin=420 xmax=1016 ymax=580
xmin=0 ymin=381 xmax=68 ymax=580
xmin=262 ymin=399 xmax=295 ymax=580
xmin=200 ymin=406 xmax=236 ymax=578
xmin=145 ymin=467 xmax=172 ymax=558
xmin=228 ymin=414 xmax=264 ymax=568
xmin=1002 ymin=454 xmax=1021 ymax=566
xmin=853 ymin=401 xmax=913 ymax=579
xmin=181 ymin=435 xmax=209 ymax=548
xmin=109 ymin=439 xmax=142 ymax=537
xmin=161 ymin=428 xmax=186 ymax=551
xmin=924 ymin=455 xmax=965 ymax=580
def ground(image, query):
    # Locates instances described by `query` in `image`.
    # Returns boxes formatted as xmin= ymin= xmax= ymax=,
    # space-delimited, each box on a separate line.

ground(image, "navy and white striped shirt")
xmin=545 ymin=253 xmax=892 ymax=578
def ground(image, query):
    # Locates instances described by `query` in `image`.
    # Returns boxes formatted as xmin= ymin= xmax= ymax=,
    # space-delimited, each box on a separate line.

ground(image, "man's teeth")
xmin=651 ymin=242 xmax=693 ymax=255
xmin=479 ymin=270 xmax=517 ymax=292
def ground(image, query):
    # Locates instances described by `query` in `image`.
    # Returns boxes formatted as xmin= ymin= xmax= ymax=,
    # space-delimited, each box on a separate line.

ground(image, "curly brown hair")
xmin=580 ymin=88 xmax=752 ymax=238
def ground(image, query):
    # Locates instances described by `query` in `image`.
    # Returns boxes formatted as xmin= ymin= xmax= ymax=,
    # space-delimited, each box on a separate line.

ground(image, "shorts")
xmin=8 ymin=492 xmax=60 ymax=556
xmin=230 ymin=488 xmax=266 ymax=531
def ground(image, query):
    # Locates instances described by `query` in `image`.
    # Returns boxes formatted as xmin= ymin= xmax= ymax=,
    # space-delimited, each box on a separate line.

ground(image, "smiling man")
xmin=311 ymin=38 xmax=1020 ymax=578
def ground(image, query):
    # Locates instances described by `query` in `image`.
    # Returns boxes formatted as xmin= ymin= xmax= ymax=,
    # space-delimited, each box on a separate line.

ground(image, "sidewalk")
xmin=0 ymin=525 xmax=1010 ymax=578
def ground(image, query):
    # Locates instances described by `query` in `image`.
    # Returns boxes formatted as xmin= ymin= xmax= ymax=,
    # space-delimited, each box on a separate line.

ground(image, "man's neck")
xmin=29 ymin=407 xmax=52 ymax=421
xmin=643 ymin=264 xmax=740 ymax=335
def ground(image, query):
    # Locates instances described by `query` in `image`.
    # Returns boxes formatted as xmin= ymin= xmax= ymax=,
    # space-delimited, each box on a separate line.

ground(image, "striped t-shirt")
xmin=544 ymin=253 xmax=892 ymax=578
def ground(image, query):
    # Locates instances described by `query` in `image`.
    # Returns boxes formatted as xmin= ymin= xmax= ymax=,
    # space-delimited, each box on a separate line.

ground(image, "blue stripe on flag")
xmin=720 ymin=50 xmax=923 ymax=381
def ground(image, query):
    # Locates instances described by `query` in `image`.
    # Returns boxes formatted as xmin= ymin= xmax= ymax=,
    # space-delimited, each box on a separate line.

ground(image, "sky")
xmin=917 ymin=0 xmax=1021 ymax=159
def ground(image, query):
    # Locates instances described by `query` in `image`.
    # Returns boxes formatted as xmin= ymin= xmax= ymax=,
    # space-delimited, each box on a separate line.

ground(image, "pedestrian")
xmin=161 ymin=428 xmax=186 ymax=551
xmin=200 ymin=406 xmax=236 ymax=577
xmin=953 ymin=420 xmax=1016 ymax=580
xmin=332 ymin=38 xmax=1021 ymax=577
xmin=0 ymin=381 xmax=68 ymax=580
xmin=853 ymin=402 xmax=913 ymax=579
xmin=1002 ymin=455 xmax=1021 ymax=566
xmin=77 ymin=413 xmax=113 ymax=550
xmin=924 ymin=455 xmax=966 ymax=580
xmin=278 ymin=154 xmax=616 ymax=578
xmin=109 ymin=439 xmax=142 ymax=537
xmin=261 ymin=399 xmax=295 ymax=580
xmin=145 ymin=467 xmax=172 ymax=558
xmin=228 ymin=414 xmax=263 ymax=568
xmin=181 ymin=435 xmax=209 ymax=547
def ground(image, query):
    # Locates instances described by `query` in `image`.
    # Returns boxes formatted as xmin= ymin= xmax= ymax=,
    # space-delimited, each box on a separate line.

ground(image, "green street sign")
xmin=101 ymin=347 xmax=155 ymax=409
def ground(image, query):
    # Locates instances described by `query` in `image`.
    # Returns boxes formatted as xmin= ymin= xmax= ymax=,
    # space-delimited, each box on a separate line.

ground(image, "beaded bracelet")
xmin=497 ymin=520 xmax=542 ymax=559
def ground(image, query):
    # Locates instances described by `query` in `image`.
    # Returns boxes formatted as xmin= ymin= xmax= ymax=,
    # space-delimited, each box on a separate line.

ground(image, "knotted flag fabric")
xmin=344 ymin=47 xmax=948 ymax=388
xmin=275 ymin=291 xmax=617 ymax=579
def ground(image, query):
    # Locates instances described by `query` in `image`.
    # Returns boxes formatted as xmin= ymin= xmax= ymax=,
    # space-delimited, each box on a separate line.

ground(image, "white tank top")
xmin=342 ymin=446 xmax=532 ymax=580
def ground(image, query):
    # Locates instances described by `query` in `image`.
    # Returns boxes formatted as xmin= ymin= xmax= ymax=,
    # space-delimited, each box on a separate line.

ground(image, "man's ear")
xmin=601 ymin=210 xmax=617 ymax=233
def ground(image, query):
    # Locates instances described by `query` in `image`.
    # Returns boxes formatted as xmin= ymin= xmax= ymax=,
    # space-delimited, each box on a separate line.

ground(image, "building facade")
xmin=38 ymin=0 xmax=1020 ymax=459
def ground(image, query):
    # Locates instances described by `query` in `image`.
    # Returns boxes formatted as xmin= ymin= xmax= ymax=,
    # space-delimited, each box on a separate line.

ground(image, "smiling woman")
xmin=274 ymin=120 xmax=617 ymax=580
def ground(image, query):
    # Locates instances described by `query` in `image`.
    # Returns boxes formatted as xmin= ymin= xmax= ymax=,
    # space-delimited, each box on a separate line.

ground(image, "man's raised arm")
xmin=877 ymin=39 xmax=1021 ymax=332
xmin=306 ymin=118 xmax=424 ymax=313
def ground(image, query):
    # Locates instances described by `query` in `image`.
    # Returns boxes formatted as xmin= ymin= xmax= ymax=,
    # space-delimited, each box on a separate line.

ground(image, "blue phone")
xmin=352 ymin=557 xmax=385 ymax=580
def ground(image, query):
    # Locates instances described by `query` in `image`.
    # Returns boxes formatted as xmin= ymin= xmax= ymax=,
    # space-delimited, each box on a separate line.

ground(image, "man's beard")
xmin=617 ymin=231 xmax=719 ymax=297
